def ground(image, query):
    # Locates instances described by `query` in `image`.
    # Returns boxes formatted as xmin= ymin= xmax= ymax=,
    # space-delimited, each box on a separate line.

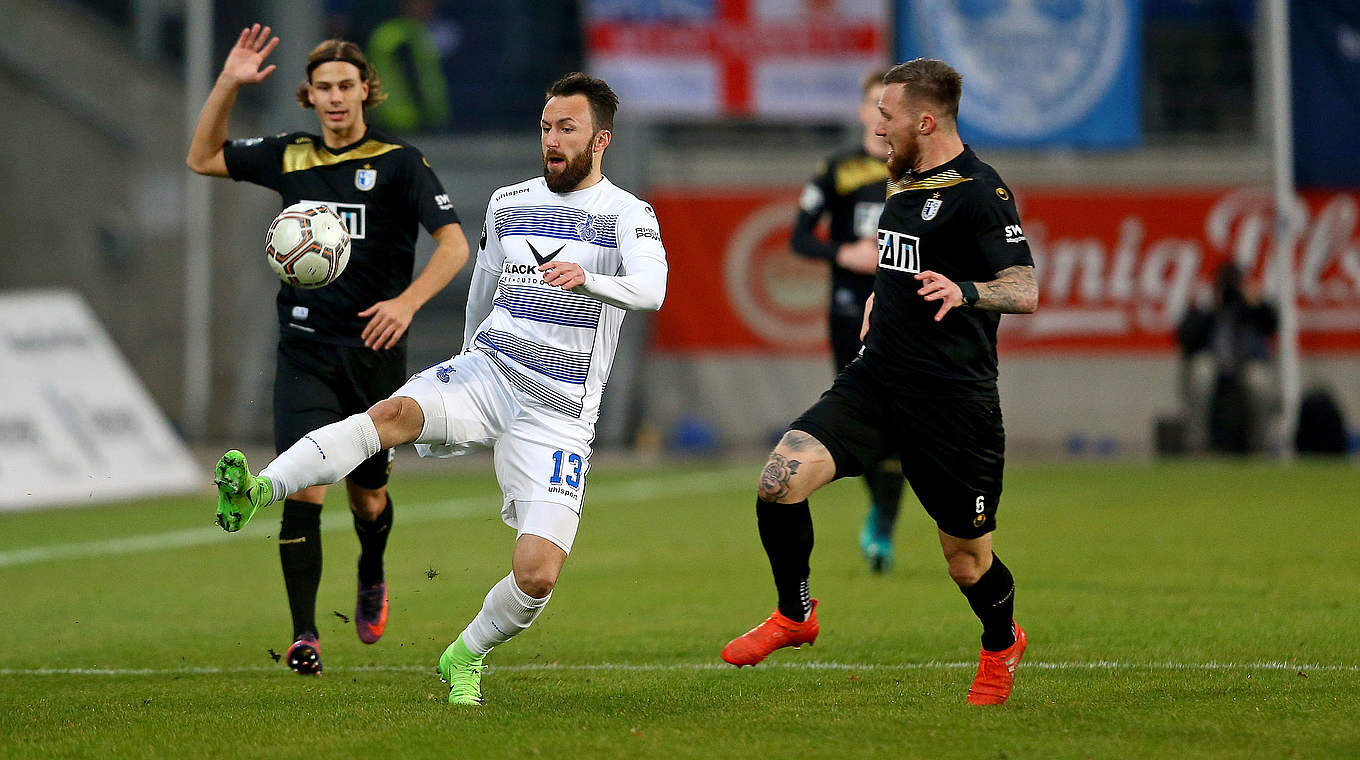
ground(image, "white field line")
xmin=0 ymin=466 xmax=753 ymax=569
xmin=0 ymin=660 xmax=1357 ymax=677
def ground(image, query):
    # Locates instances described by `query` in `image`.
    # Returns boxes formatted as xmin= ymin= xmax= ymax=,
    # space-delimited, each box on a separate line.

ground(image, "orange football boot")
xmin=721 ymin=600 xmax=819 ymax=666
xmin=355 ymin=579 xmax=388 ymax=644
xmin=966 ymin=621 xmax=1027 ymax=705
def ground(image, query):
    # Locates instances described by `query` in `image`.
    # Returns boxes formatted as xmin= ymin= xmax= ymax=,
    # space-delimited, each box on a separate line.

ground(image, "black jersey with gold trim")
xmin=792 ymin=148 xmax=888 ymax=319
xmin=224 ymin=128 xmax=460 ymax=346
xmin=861 ymin=146 xmax=1033 ymax=396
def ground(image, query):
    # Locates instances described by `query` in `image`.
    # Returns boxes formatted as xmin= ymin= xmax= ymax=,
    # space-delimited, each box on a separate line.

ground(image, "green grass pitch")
xmin=1 ymin=456 xmax=1357 ymax=758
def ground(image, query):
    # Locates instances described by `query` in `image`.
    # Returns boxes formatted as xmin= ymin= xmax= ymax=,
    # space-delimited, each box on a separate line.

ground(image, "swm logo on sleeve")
xmin=877 ymin=229 xmax=921 ymax=273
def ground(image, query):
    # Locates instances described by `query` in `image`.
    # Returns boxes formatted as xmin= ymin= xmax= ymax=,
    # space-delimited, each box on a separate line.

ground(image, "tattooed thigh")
xmin=757 ymin=431 xmax=836 ymax=503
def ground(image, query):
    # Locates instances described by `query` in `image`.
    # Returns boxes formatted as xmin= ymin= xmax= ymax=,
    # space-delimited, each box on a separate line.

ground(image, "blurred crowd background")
xmin=3 ymin=0 xmax=1358 ymax=493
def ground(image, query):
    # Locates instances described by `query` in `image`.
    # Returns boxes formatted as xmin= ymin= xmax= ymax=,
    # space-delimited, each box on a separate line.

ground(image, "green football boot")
xmin=213 ymin=450 xmax=274 ymax=532
xmin=436 ymin=636 xmax=486 ymax=705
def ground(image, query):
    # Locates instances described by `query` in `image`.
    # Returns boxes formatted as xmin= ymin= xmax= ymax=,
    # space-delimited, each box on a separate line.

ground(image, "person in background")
xmin=1176 ymin=261 xmax=1278 ymax=453
xmin=790 ymin=68 xmax=905 ymax=573
xmin=368 ymin=0 xmax=451 ymax=132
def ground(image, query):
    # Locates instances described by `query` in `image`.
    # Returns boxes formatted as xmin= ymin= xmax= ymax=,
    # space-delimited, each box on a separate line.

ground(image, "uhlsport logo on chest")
xmin=877 ymin=229 xmax=921 ymax=274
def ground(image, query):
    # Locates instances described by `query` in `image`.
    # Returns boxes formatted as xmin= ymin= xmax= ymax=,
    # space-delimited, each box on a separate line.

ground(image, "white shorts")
xmin=393 ymin=351 xmax=593 ymax=554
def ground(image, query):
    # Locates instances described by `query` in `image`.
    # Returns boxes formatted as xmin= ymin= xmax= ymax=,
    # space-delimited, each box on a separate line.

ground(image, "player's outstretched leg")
xmin=223 ymin=411 xmax=387 ymax=535
xmin=721 ymin=598 xmax=819 ymax=666
xmin=214 ymin=450 xmax=275 ymax=532
xmin=286 ymin=634 xmax=322 ymax=676
xmin=436 ymin=635 xmax=485 ymax=705
xmin=966 ymin=621 xmax=1027 ymax=705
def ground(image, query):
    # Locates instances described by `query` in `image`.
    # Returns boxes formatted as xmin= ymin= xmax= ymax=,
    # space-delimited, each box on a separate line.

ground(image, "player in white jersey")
xmin=212 ymin=73 xmax=667 ymax=705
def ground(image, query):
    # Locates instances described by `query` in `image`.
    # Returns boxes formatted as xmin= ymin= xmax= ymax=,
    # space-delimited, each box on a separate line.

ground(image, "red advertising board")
xmin=649 ymin=187 xmax=1360 ymax=354
xmin=585 ymin=0 xmax=887 ymax=119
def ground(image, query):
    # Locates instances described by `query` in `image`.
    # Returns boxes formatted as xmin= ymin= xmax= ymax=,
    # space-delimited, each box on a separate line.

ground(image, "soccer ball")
xmin=264 ymin=202 xmax=351 ymax=289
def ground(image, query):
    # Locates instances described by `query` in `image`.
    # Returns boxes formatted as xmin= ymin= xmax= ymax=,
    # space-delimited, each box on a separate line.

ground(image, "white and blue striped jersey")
xmin=461 ymin=176 xmax=667 ymax=424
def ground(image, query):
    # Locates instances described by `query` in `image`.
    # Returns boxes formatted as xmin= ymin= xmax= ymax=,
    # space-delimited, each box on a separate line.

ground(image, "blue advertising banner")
xmin=895 ymin=0 xmax=1142 ymax=148
xmin=1292 ymin=0 xmax=1360 ymax=189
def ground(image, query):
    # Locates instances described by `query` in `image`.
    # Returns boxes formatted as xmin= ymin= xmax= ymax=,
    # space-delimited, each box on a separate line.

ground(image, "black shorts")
xmin=789 ymin=359 xmax=1005 ymax=539
xmin=273 ymin=334 xmax=407 ymax=490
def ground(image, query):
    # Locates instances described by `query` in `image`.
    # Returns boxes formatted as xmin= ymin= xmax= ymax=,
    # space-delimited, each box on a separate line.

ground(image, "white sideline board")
xmin=0 ymin=290 xmax=201 ymax=510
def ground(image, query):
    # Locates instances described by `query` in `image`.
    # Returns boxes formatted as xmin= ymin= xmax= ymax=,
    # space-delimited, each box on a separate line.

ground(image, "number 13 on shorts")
xmin=550 ymin=450 xmax=583 ymax=488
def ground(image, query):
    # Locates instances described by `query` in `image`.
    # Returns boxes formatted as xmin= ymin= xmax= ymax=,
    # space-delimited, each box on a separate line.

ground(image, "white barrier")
xmin=0 ymin=290 xmax=200 ymax=510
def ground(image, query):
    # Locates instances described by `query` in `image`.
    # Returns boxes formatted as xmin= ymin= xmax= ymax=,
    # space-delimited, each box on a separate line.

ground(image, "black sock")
xmin=279 ymin=499 xmax=323 ymax=639
xmin=353 ymin=494 xmax=393 ymax=586
xmin=864 ymin=466 xmax=905 ymax=535
xmin=960 ymin=553 xmax=1016 ymax=652
xmin=755 ymin=497 xmax=814 ymax=622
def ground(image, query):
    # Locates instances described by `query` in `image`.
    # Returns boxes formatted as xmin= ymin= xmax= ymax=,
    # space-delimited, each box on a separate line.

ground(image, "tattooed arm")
xmin=915 ymin=264 xmax=1038 ymax=322
xmin=975 ymin=265 xmax=1038 ymax=314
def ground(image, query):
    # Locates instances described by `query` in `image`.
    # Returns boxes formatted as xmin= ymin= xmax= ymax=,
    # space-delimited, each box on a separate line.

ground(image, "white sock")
xmin=259 ymin=413 xmax=381 ymax=503
xmin=458 ymin=572 xmax=552 ymax=655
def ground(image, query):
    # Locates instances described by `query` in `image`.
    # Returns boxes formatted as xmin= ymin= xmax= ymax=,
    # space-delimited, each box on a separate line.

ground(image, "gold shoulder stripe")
xmin=886 ymin=170 xmax=973 ymax=197
xmin=282 ymin=140 xmax=403 ymax=174
xmin=833 ymin=156 xmax=889 ymax=195
xmin=909 ymin=176 xmax=973 ymax=190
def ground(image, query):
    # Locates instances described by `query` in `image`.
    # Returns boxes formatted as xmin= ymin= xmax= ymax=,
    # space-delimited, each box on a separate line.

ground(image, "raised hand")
xmin=221 ymin=24 xmax=280 ymax=86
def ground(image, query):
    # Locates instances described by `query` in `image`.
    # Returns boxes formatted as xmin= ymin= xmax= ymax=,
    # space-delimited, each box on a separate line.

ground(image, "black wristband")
xmin=959 ymin=281 xmax=979 ymax=306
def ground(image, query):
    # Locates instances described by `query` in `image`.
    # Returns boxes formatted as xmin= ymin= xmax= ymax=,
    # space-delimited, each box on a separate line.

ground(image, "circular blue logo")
xmin=910 ymin=0 xmax=1130 ymax=138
